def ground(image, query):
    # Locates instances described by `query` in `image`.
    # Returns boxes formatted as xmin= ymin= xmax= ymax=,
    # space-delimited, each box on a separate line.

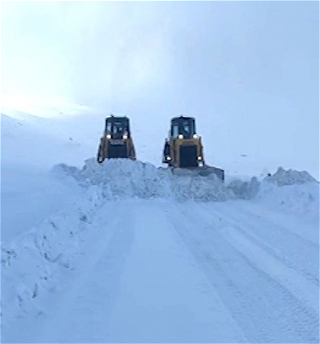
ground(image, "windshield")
xmin=105 ymin=119 xmax=129 ymax=139
xmin=171 ymin=118 xmax=195 ymax=139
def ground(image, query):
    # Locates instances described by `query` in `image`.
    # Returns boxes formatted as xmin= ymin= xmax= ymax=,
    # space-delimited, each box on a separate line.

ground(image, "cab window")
xmin=172 ymin=124 xmax=179 ymax=138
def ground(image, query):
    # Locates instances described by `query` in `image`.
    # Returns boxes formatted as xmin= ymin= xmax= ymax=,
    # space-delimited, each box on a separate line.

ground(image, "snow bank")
xmin=1 ymin=193 xmax=97 ymax=333
xmin=265 ymin=167 xmax=318 ymax=186
xmin=227 ymin=167 xmax=319 ymax=221
xmin=1 ymin=167 xmax=82 ymax=242
xmin=52 ymin=158 xmax=234 ymax=202
xmin=52 ymin=160 xmax=319 ymax=219
xmin=256 ymin=180 xmax=319 ymax=221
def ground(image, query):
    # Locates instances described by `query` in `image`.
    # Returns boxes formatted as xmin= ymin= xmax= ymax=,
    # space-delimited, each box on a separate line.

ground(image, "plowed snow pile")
xmin=53 ymin=159 xmax=319 ymax=219
xmin=228 ymin=167 xmax=319 ymax=220
xmin=52 ymin=158 xmax=234 ymax=202
xmin=267 ymin=166 xmax=317 ymax=186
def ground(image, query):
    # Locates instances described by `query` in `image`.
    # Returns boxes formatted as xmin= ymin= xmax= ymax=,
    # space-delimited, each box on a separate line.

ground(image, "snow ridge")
xmin=1 ymin=193 xmax=98 ymax=334
xmin=52 ymin=158 xmax=234 ymax=202
xmin=266 ymin=166 xmax=317 ymax=186
xmin=52 ymin=159 xmax=319 ymax=216
xmin=227 ymin=167 xmax=319 ymax=220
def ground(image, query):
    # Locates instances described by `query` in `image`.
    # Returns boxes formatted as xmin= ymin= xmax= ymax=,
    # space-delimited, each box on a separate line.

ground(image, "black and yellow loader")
xmin=162 ymin=116 xmax=224 ymax=181
xmin=97 ymin=115 xmax=136 ymax=163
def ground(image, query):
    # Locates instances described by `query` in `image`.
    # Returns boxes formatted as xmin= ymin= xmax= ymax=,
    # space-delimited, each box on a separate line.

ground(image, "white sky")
xmin=1 ymin=1 xmax=319 ymax=177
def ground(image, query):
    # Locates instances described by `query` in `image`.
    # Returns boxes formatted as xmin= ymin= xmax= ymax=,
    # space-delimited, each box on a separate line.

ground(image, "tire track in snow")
xmin=204 ymin=202 xmax=319 ymax=286
xmin=166 ymin=202 xmax=319 ymax=343
xmin=106 ymin=200 xmax=247 ymax=343
xmin=233 ymin=200 xmax=319 ymax=246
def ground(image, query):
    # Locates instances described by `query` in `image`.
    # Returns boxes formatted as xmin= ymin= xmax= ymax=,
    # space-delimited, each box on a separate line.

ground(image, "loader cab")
xmin=171 ymin=116 xmax=196 ymax=140
xmin=105 ymin=116 xmax=131 ymax=140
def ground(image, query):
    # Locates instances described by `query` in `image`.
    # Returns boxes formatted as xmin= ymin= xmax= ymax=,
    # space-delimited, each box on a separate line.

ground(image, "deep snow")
xmin=1 ymin=110 xmax=319 ymax=343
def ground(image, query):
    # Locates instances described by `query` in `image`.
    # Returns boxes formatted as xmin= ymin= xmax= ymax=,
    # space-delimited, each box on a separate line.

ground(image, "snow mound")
xmin=52 ymin=158 xmax=234 ymax=202
xmin=265 ymin=167 xmax=317 ymax=186
xmin=257 ymin=181 xmax=319 ymax=221
xmin=260 ymin=167 xmax=319 ymax=219
xmin=226 ymin=167 xmax=319 ymax=220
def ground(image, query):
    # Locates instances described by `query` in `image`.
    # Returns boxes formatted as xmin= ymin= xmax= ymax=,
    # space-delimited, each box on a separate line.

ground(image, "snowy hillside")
xmin=1 ymin=110 xmax=319 ymax=343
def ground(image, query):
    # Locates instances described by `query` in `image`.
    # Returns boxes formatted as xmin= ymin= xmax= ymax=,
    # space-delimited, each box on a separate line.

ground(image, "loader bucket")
xmin=171 ymin=165 xmax=225 ymax=181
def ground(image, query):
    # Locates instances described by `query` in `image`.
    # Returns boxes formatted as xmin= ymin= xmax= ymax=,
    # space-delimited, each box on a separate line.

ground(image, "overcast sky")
xmin=1 ymin=1 xmax=319 ymax=177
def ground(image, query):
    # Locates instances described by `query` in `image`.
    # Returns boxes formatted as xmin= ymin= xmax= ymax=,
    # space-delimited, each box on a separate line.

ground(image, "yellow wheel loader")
xmin=97 ymin=115 xmax=136 ymax=163
xmin=162 ymin=116 xmax=224 ymax=181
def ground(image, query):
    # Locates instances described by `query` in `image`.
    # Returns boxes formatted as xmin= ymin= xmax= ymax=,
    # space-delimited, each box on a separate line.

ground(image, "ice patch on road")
xmin=52 ymin=158 xmax=233 ymax=202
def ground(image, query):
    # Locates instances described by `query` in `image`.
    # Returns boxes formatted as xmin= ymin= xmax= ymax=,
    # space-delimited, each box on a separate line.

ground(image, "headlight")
xmin=178 ymin=134 xmax=184 ymax=139
xmin=123 ymin=134 xmax=128 ymax=139
xmin=193 ymin=134 xmax=198 ymax=139
xmin=166 ymin=156 xmax=171 ymax=160
xmin=197 ymin=156 xmax=202 ymax=160
xmin=106 ymin=134 xmax=111 ymax=139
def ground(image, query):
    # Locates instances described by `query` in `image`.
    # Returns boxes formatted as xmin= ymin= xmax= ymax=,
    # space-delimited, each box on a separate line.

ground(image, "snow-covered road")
xmin=1 ymin=72 xmax=319 ymax=343
xmin=4 ymin=197 xmax=318 ymax=343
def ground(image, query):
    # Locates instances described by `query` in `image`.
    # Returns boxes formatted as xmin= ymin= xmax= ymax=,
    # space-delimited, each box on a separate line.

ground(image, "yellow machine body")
xmin=162 ymin=115 xmax=224 ymax=181
xmin=167 ymin=136 xmax=204 ymax=168
xmin=97 ymin=115 xmax=136 ymax=163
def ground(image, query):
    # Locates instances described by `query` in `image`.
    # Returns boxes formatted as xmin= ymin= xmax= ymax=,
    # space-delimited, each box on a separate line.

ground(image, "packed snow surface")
xmin=2 ymin=157 xmax=319 ymax=343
